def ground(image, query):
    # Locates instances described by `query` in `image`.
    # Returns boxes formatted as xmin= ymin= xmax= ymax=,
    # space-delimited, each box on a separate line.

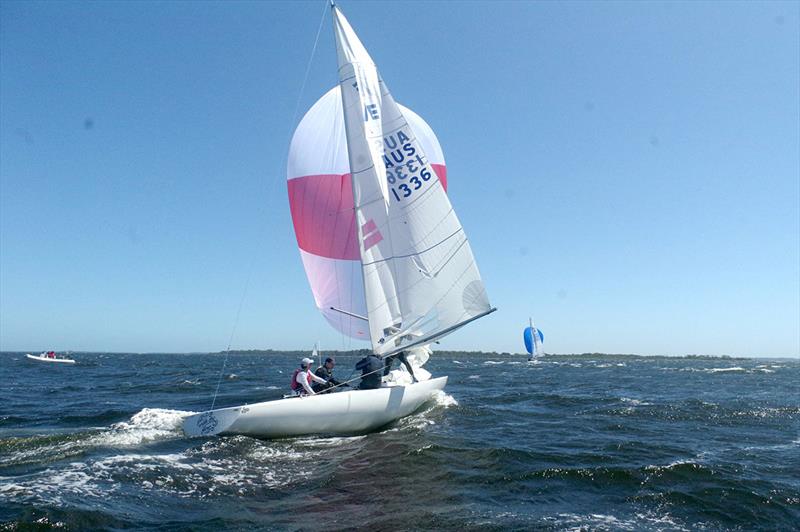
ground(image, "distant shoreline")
xmin=2 ymin=350 xmax=796 ymax=360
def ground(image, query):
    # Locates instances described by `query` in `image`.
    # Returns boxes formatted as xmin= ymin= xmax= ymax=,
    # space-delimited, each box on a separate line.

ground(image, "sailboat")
xmin=183 ymin=2 xmax=495 ymax=439
xmin=523 ymin=318 xmax=544 ymax=362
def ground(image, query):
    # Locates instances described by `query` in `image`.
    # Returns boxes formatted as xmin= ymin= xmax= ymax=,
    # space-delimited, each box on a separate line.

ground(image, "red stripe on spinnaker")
xmin=288 ymin=163 xmax=447 ymax=261
xmin=288 ymin=173 xmax=358 ymax=261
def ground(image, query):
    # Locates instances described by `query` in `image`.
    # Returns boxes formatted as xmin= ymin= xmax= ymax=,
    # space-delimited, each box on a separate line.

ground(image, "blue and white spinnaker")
xmin=524 ymin=319 xmax=544 ymax=362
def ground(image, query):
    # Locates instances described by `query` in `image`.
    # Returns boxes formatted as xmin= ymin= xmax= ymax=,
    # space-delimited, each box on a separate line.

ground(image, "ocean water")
xmin=1 ymin=352 xmax=798 ymax=530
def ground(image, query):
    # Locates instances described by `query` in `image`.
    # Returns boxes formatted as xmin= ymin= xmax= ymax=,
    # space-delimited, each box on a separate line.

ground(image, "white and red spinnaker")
xmin=287 ymin=86 xmax=447 ymax=340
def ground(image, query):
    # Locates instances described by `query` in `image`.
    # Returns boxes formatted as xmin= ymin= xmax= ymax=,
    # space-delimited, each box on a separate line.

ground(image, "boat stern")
xmin=182 ymin=406 xmax=243 ymax=437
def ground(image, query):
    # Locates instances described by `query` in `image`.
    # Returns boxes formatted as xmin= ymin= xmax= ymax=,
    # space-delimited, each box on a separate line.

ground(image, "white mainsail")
xmin=532 ymin=322 xmax=543 ymax=357
xmin=332 ymin=4 xmax=494 ymax=356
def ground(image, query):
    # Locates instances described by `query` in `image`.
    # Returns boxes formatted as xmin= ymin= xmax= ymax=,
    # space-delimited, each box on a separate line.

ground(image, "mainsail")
xmin=331 ymin=4 xmax=494 ymax=355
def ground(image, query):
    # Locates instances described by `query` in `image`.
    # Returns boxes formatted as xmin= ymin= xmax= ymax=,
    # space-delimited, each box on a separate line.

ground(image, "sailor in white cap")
xmin=290 ymin=357 xmax=328 ymax=396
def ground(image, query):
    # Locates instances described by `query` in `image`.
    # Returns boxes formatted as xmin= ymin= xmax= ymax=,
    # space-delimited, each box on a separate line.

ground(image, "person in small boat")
xmin=312 ymin=357 xmax=345 ymax=393
xmin=355 ymin=353 xmax=384 ymax=390
xmin=383 ymin=351 xmax=417 ymax=383
xmin=290 ymin=357 xmax=327 ymax=396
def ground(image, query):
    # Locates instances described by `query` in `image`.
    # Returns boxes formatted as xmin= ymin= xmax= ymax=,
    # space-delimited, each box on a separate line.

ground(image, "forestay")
xmin=332 ymin=5 xmax=494 ymax=355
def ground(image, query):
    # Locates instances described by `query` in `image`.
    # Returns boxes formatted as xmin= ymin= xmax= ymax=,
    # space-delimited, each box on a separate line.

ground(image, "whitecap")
xmin=90 ymin=408 xmax=192 ymax=447
xmin=290 ymin=435 xmax=367 ymax=448
xmin=644 ymin=459 xmax=699 ymax=473
xmin=432 ymin=390 xmax=458 ymax=407
xmin=620 ymin=397 xmax=652 ymax=406
xmin=0 ymin=466 xmax=106 ymax=504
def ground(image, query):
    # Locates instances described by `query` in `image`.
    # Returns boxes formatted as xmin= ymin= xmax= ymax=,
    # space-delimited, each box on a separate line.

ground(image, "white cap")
xmin=301 ymin=357 xmax=314 ymax=366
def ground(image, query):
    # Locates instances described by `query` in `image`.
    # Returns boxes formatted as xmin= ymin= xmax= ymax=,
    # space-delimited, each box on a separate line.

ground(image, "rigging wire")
xmin=208 ymin=0 xmax=330 ymax=410
xmin=289 ymin=0 xmax=329 ymax=138
xmin=210 ymin=268 xmax=253 ymax=410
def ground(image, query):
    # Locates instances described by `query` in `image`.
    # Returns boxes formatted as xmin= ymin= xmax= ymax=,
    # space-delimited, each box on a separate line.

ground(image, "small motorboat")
xmin=26 ymin=352 xmax=76 ymax=364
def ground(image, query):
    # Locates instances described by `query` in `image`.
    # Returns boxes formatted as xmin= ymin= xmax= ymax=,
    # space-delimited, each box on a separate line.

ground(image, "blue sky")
xmin=1 ymin=1 xmax=797 ymax=356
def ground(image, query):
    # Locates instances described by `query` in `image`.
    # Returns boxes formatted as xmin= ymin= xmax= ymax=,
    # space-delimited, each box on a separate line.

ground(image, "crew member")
xmin=383 ymin=351 xmax=417 ymax=383
xmin=313 ymin=357 xmax=344 ymax=393
xmin=290 ymin=357 xmax=327 ymax=396
xmin=355 ymin=353 xmax=383 ymax=390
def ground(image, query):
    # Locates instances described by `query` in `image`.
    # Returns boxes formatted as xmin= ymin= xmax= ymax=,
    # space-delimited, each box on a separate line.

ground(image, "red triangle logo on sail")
xmin=362 ymin=219 xmax=383 ymax=251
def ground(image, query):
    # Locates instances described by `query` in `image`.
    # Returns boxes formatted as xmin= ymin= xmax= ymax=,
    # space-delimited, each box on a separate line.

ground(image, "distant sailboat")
xmin=524 ymin=319 xmax=544 ymax=362
xmin=183 ymin=2 xmax=495 ymax=438
xmin=311 ymin=342 xmax=320 ymax=366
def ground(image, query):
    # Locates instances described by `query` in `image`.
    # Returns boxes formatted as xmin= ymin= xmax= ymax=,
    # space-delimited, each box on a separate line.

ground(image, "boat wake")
xmin=96 ymin=408 xmax=192 ymax=447
xmin=0 ymin=409 xmax=199 ymax=506
xmin=0 ymin=409 xmax=193 ymax=469
xmin=2 ymin=417 xmax=406 ymax=507
xmin=432 ymin=390 xmax=458 ymax=408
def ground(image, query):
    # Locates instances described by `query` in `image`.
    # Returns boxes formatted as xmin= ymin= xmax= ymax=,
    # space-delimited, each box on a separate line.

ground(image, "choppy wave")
xmin=708 ymin=366 xmax=746 ymax=373
xmin=548 ymin=511 xmax=690 ymax=531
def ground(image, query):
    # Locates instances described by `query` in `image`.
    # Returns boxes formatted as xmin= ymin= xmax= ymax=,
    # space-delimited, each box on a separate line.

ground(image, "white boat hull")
xmin=26 ymin=354 xmax=76 ymax=364
xmin=183 ymin=376 xmax=447 ymax=439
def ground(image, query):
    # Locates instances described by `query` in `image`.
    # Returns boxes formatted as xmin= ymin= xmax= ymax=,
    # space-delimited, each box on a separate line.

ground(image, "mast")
xmin=330 ymin=2 xmax=392 ymax=354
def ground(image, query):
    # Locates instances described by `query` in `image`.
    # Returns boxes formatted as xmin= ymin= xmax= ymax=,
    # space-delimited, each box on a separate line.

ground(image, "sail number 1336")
xmin=387 ymin=155 xmax=432 ymax=202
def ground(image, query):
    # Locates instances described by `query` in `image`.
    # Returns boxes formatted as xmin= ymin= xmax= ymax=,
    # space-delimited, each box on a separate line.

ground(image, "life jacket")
xmin=290 ymin=368 xmax=311 ymax=391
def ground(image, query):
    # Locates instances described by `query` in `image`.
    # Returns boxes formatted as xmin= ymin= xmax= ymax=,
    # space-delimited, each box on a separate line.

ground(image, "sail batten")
xmin=361 ymin=227 xmax=463 ymax=267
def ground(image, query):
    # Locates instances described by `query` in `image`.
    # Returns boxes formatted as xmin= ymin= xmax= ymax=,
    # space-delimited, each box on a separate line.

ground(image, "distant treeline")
xmin=0 ymin=350 xmax=749 ymax=360
xmin=215 ymin=349 xmax=746 ymax=360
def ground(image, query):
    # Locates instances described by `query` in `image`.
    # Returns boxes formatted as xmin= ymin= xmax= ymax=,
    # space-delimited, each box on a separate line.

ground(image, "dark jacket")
xmin=355 ymin=354 xmax=383 ymax=390
xmin=312 ymin=365 xmax=340 ymax=392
